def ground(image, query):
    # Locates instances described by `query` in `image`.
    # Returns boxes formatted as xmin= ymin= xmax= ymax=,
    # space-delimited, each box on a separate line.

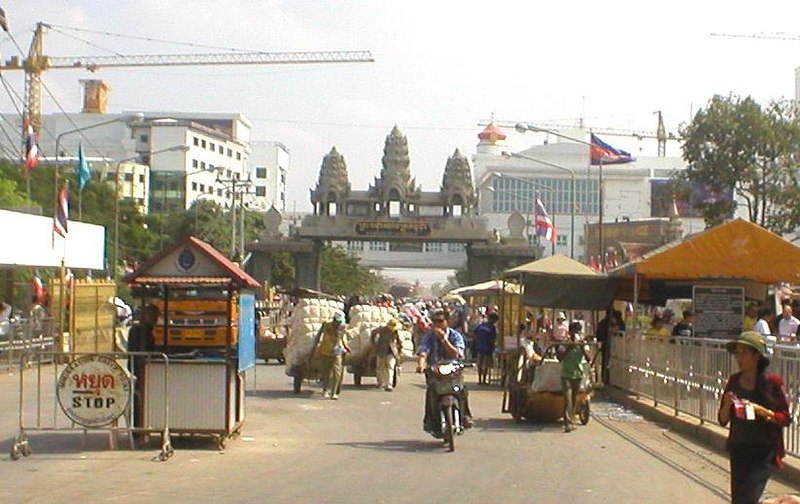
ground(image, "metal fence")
xmin=609 ymin=331 xmax=800 ymax=457
xmin=0 ymin=318 xmax=57 ymax=371
xmin=10 ymin=351 xmax=173 ymax=461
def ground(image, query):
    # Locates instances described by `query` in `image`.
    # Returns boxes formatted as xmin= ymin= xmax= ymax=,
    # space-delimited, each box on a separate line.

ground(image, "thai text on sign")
xmin=56 ymin=355 xmax=131 ymax=428
xmin=354 ymin=221 xmax=431 ymax=236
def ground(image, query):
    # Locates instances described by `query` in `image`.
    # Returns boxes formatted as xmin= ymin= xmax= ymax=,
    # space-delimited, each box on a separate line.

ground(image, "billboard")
xmin=650 ymin=179 xmax=734 ymax=218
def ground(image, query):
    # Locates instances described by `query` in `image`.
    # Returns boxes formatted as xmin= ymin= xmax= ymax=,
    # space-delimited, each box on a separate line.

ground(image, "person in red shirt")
xmin=718 ymin=331 xmax=791 ymax=504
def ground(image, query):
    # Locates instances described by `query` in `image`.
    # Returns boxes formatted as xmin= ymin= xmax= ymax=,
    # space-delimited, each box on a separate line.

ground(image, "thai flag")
xmin=31 ymin=274 xmax=45 ymax=304
xmin=590 ymin=133 xmax=635 ymax=165
xmin=53 ymin=186 xmax=69 ymax=238
xmin=24 ymin=121 xmax=39 ymax=172
xmin=534 ymin=198 xmax=556 ymax=243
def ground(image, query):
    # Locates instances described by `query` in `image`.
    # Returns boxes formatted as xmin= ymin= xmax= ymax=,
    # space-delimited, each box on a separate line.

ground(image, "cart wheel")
xmin=579 ymin=399 xmax=591 ymax=425
xmin=20 ymin=444 xmax=31 ymax=457
xmin=216 ymin=436 xmax=227 ymax=451
xmin=10 ymin=445 xmax=20 ymax=461
xmin=353 ymin=373 xmax=362 ymax=386
xmin=278 ymin=357 xmax=285 ymax=364
xmin=293 ymin=374 xmax=303 ymax=394
xmin=263 ymin=358 xmax=270 ymax=364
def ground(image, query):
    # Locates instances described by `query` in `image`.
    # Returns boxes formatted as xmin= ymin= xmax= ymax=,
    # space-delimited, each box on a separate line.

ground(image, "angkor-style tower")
xmin=371 ymin=125 xmax=420 ymax=201
xmin=441 ymin=148 xmax=477 ymax=216
xmin=310 ymin=146 xmax=351 ymax=215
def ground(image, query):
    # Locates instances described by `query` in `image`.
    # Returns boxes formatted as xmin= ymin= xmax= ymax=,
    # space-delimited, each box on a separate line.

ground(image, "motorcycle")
xmin=427 ymin=361 xmax=469 ymax=452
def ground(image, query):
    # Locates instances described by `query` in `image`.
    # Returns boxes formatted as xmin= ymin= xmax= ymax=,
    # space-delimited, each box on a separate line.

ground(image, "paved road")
xmin=0 ymin=362 xmax=794 ymax=503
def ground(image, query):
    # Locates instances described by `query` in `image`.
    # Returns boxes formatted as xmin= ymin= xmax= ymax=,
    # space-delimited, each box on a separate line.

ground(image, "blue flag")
xmin=77 ymin=142 xmax=90 ymax=190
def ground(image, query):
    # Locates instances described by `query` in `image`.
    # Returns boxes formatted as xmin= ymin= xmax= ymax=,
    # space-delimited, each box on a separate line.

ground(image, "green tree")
xmin=678 ymin=94 xmax=800 ymax=232
xmin=320 ymin=243 xmax=385 ymax=296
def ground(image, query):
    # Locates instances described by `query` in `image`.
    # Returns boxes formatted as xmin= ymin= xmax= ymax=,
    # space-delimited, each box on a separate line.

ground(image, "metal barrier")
xmin=609 ymin=331 xmax=800 ymax=457
xmin=0 ymin=318 xmax=57 ymax=372
xmin=10 ymin=351 xmax=173 ymax=461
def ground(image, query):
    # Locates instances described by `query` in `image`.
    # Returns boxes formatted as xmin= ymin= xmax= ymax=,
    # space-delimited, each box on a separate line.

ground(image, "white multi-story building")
xmin=1 ymin=109 xmax=254 ymax=214
xmin=472 ymin=123 xmax=706 ymax=261
xmin=250 ymin=141 xmax=288 ymax=212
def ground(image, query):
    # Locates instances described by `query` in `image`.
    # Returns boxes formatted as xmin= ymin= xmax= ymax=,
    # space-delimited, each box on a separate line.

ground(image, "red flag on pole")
xmin=24 ymin=121 xmax=39 ymax=173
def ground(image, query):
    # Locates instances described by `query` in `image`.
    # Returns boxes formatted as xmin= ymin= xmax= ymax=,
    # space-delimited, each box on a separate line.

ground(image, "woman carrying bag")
xmin=718 ymin=331 xmax=791 ymax=504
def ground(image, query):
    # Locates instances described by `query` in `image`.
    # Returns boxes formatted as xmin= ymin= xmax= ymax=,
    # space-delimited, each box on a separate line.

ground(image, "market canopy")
xmin=503 ymin=254 xmax=616 ymax=310
xmin=449 ymin=279 xmax=521 ymax=297
xmin=610 ymin=219 xmax=800 ymax=284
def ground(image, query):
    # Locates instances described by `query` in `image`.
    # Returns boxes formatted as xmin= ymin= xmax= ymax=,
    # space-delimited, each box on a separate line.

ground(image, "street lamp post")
xmin=502 ymin=151 xmax=576 ymax=259
xmin=515 ymin=122 xmax=603 ymax=260
xmin=113 ymin=144 xmax=188 ymax=281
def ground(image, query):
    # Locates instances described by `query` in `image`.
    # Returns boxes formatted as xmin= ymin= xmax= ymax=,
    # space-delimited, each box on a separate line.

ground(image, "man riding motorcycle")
xmin=416 ymin=309 xmax=473 ymax=436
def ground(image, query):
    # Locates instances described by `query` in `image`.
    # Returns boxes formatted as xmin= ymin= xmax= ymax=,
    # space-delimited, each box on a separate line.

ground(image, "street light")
xmin=501 ymin=151 xmax=576 ymax=259
xmin=515 ymin=122 xmax=604 ymax=260
xmin=113 ymin=144 xmax=189 ymax=282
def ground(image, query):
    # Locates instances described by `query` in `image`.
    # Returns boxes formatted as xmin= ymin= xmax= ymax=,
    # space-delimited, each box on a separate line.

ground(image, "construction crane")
xmin=1 ymin=22 xmax=375 ymax=132
xmin=480 ymin=111 xmax=679 ymax=156
xmin=710 ymin=32 xmax=800 ymax=42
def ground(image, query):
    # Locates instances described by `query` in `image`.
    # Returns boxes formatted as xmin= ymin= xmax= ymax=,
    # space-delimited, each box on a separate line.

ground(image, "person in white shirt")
xmin=777 ymin=304 xmax=800 ymax=341
xmin=552 ymin=312 xmax=569 ymax=341
xmin=0 ymin=298 xmax=12 ymax=338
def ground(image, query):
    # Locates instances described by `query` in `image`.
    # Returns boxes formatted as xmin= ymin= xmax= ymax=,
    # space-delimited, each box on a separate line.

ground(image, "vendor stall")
xmin=125 ymin=236 xmax=260 ymax=449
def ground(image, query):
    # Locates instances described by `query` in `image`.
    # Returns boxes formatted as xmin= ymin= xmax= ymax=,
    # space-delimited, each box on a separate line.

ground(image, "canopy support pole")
xmin=633 ymin=273 xmax=639 ymax=330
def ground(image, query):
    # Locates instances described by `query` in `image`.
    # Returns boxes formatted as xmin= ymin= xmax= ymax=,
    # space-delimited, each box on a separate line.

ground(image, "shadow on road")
xmin=472 ymin=416 xmax=563 ymax=434
xmin=328 ymin=438 xmax=447 ymax=453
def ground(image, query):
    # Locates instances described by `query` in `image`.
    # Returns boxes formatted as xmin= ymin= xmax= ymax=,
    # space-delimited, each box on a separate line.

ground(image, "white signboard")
xmin=0 ymin=209 xmax=105 ymax=269
xmin=56 ymin=355 xmax=131 ymax=428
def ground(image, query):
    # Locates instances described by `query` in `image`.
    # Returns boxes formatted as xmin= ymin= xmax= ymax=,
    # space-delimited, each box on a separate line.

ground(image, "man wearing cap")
xmin=553 ymin=312 xmax=569 ymax=342
xmin=371 ymin=318 xmax=403 ymax=391
xmin=718 ymin=331 xmax=790 ymax=503
xmin=312 ymin=311 xmax=350 ymax=400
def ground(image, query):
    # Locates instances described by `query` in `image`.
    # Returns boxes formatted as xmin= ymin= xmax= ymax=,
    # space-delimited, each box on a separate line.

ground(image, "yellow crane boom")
xmin=1 ymin=22 xmax=374 ymax=132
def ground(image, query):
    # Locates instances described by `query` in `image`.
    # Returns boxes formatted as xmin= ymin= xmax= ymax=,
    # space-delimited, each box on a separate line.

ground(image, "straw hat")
xmin=725 ymin=331 xmax=767 ymax=356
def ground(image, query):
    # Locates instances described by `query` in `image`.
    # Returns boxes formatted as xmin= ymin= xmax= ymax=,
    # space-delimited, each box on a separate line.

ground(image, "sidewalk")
xmin=603 ymin=385 xmax=800 ymax=488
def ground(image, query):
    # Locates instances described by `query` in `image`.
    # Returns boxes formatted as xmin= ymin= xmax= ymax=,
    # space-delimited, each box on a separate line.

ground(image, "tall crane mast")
xmin=1 ymin=22 xmax=375 ymax=132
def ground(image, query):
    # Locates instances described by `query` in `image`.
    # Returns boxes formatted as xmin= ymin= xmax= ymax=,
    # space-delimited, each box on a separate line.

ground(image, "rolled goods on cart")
xmin=284 ymin=298 xmax=344 ymax=370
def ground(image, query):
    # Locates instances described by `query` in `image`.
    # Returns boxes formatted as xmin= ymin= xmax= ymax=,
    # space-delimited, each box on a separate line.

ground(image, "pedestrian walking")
xmin=560 ymin=322 xmax=591 ymax=433
xmin=473 ymin=312 xmax=498 ymax=384
xmin=718 ymin=331 xmax=791 ymax=504
xmin=370 ymin=318 xmax=402 ymax=391
xmin=312 ymin=311 xmax=350 ymax=400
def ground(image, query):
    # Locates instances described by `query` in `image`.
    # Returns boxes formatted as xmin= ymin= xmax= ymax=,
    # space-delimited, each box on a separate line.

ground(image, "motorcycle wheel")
xmin=443 ymin=405 xmax=455 ymax=452
xmin=579 ymin=399 xmax=590 ymax=425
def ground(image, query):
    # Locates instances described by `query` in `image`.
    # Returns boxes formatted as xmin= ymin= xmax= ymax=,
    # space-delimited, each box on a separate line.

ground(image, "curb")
xmin=602 ymin=385 xmax=800 ymax=488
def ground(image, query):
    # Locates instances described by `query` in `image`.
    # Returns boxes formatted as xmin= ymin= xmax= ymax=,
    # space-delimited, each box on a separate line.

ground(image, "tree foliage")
xmin=319 ymin=243 xmax=385 ymax=297
xmin=678 ymin=94 xmax=800 ymax=232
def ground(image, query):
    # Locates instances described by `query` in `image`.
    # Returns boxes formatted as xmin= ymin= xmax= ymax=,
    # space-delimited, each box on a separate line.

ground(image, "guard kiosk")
xmin=125 ymin=236 xmax=260 ymax=449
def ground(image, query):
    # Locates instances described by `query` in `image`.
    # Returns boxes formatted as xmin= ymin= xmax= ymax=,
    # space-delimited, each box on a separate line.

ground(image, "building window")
xmin=369 ymin=241 xmax=388 ymax=251
xmin=139 ymin=134 xmax=149 ymax=143
xmin=191 ymin=182 xmax=198 ymax=191
xmin=218 ymin=145 xmax=224 ymax=154
xmin=280 ymin=174 xmax=286 ymax=184
xmin=423 ymin=242 xmax=443 ymax=253
xmin=256 ymin=186 xmax=266 ymax=197
xmin=138 ymin=174 xmax=145 ymax=183
xmin=124 ymin=173 xmax=134 ymax=182
xmin=236 ymin=152 xmax=241 ymax=160
xmin=448 ymin=243 xmax=465 ymax=253
xmin=256 ymin=167 xmax=267 ymax=179
xmin=199 ymin=184 xmax=205 ymax=192
xmin=556 ymin=234 xmax=568 ymax=246
xmin=227 ymin=148 xmax=232 ymax=157
xmin=490 ymin=176 xmax=598 ymax=216
xmin=106 ymin=173 xmax=114 ymax=181
xmin=201 ymin=140 xmax=206 ymax=148
xmin=200 ymin=161 xmax=206 ymax=170
xmin=193 ymin=137 xmax=199 ymax=146
xmin=217 ymin=189 xmax=223 ymax=196
xmin=192 ymin=159 xmax=198 ymax=168
xmin=346 ymin=241 xmax=364 ymax=252
xmin=209 ymin=142 xmax=215 ymax=151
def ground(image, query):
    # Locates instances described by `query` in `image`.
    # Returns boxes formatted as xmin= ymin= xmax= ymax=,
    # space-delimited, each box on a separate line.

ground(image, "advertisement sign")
xmin=693 ymin=286 xmax=744 ymax=340
xmin=56 ymin=355 xmax=131 ymax=428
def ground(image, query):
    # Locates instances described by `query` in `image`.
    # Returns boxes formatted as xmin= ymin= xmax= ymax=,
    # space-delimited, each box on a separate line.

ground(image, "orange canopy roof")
xmin=610 ymin=219 xmax=800 ymax=284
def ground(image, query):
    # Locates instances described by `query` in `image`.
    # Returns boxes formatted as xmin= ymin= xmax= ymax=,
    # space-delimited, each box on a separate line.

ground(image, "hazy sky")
xmin=3 ymin=1 xmax=800 ymax=212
